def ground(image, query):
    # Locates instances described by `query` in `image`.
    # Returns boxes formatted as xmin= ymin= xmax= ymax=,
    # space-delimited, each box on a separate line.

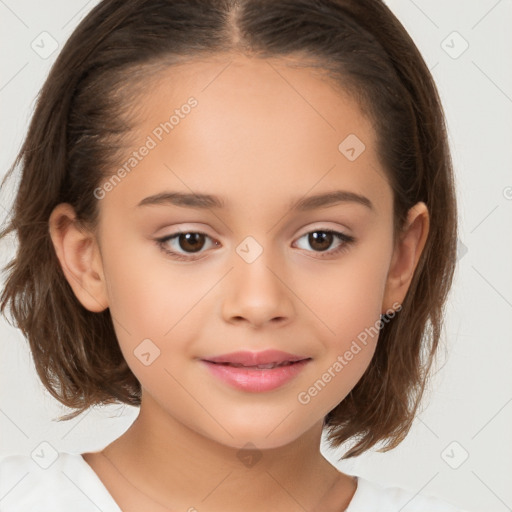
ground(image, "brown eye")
xmin=176 ymin=232 xmax=206 ymax=253
xmin=294 ymin=229 xmax=355 ymax=258
xmin=307 ymin=231 xmax=334 ymax=252
xmin=155 ymin=231 xmax=219 ymax=261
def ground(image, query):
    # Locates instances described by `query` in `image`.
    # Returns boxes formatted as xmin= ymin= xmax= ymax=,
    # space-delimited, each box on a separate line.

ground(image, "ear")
xmin=48 ymin=203 xmax=109 ymax=312
xmin=382 ymin=201 xmax=429 ymax=314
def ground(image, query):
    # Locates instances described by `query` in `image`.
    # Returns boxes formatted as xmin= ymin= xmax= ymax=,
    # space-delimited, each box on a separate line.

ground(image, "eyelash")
xmin=155 ymin=229 xmax=355 ymax=261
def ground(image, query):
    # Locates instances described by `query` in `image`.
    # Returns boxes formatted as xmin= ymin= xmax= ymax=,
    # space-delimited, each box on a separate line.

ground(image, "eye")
xmin=294 ymin=229 xmax=355 ymax=258
xmin=155 ymin=228 xmax=355 ymax=261
xmin=155 ymin=231 xmax=219 ymax=261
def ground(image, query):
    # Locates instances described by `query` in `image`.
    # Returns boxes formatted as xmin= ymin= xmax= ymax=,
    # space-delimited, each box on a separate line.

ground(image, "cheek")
xmin=100 ymin=226 xmax=195 ymax=329
xmin=300 ymin=233 xmax=393 ymax=394
xmin=296 ymin=275 xmax=385 ymax=418
xmin=99 ymin=228 xmax=220 ymax=377
xmin=310 ymin=242 xmax=392 ymax=345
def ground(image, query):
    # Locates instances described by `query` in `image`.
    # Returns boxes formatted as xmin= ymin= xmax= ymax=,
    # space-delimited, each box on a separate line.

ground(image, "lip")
xmin=200 ymin=350 xmax=311 ymax=392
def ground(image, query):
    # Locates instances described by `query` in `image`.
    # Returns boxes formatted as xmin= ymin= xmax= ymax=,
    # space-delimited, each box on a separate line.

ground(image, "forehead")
xmin=102 ymin=54 xmax=391 ymax=216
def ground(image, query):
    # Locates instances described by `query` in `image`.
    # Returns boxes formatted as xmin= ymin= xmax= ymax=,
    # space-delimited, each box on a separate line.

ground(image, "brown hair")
xmin=0 ymin=0 xmax=457 ymax=458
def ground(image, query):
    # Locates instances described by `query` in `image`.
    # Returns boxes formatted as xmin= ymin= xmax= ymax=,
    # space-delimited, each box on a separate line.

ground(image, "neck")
xmin=100 ymin=392 xmax=354 ymax=512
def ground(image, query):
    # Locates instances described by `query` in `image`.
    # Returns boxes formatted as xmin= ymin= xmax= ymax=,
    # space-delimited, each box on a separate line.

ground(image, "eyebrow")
xmin=136 ymin=190 xmax=374 ymax=212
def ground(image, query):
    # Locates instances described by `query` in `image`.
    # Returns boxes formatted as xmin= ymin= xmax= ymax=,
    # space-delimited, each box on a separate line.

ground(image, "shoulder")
xmin=0 ymin=451 xmax=121 ymax=512
xmin=346 ymin=475 xmax=469 ymax=512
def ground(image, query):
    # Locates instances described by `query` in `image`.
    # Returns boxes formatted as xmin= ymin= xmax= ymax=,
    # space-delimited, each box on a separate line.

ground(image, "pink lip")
xmin=200 ymin=350 xmax=311 ymax=392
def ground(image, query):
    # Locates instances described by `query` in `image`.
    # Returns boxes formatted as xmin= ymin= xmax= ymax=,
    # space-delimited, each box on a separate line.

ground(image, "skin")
xmin=49 ymin=54 xmax=429 ymax=512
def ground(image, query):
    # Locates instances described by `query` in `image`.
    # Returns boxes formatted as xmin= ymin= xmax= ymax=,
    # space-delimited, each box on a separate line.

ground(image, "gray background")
xmin=1 ymin=1 xmax=511 ymax=511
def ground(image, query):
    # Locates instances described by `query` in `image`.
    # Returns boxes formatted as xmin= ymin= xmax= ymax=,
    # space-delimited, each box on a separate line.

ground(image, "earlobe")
xmin=382 ymin=201 xmax=429 ymax=314
xmin=48 ymin=203 xmax=109 ymax=312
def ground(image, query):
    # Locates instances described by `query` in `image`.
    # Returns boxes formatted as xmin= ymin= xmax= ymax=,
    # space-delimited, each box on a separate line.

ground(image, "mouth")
xmin=202 ymin=349 xmax=309 ymax=367
xmin=200 ymin=350 xmax=312 ymax=392
xmin=205 ymin=360 xmax=309 ymax=369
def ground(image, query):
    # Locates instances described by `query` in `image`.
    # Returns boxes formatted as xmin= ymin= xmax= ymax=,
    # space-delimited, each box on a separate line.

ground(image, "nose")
xmin=221 ymin=249 xmax=295 ymax=329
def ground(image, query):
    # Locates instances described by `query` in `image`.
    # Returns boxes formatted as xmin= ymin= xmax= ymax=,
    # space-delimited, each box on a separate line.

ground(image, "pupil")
xmin=309 ymin=231 xmax=332 ymax=251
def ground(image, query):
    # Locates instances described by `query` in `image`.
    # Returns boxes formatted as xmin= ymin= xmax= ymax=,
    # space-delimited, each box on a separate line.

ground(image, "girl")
xmin=0 ymin=0 xmax=466 ymax=510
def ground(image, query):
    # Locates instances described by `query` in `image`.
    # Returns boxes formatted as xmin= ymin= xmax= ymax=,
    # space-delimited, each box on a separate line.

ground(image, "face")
xmin=50 ymin=54 xmax=427 ymax=450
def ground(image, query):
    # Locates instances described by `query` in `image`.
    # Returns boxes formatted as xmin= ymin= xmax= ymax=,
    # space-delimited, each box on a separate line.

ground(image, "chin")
xmin=198 ymin=416 xmax=319 ymax=452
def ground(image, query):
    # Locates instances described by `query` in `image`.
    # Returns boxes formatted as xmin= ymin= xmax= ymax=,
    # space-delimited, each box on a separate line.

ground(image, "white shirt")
xmin=0 ymin=452 xmax=468 ymax=511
